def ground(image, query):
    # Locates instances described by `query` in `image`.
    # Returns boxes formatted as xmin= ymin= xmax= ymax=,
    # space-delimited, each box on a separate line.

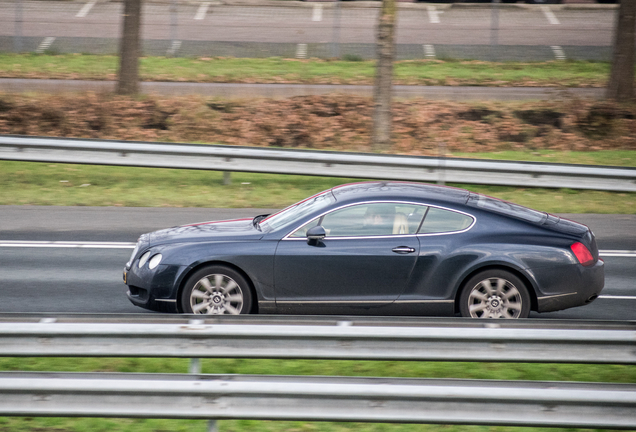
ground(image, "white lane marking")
xmin=600 ymin=250 xmax=636 ymax=258
xmin=296 ymin=43 xmax=308 ymax=59
xmin=540 ymin=5 xmax=560 ymax=25
xmin=194 ymin=2 xmax=210 ymax=20
xmin=423 ymin=44 xmax=436 ymax=58
xmin=599 ymin=295 xmax=636 ymax=300
xmin=551 ymin=45 xmax=566 ymax=60
xmin=76 ymin=0 xmax=97 ymax=18
xmin=167 ymin=40 xmax=182 ymax=56
xmin=36 ymin=37 xmax=56 ymax=54
xmin=312 ymin=4 xmax=322 ymax=22
xmin=426 ymin=5 xmax=442 ymax=24
xmin=0 ymin=241 xmax=135 ymax=249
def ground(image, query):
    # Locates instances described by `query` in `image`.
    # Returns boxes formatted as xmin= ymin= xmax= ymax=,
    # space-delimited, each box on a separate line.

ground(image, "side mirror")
xmin=306 ymin=226 xmax=326 ymax=244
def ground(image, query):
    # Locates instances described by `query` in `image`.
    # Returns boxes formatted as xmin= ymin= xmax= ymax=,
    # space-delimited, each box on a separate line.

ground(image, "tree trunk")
xmin=372 ymin=0 xmax=396 ymax=152
xmin=117 ymin=0 xmax=141 ymax=95
xmin=606 ymin=0 xmax=635 ymax=102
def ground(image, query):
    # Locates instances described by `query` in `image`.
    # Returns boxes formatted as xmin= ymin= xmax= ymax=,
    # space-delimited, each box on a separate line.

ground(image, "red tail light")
xmin=571 ymin=242 xmax=594 ymax=266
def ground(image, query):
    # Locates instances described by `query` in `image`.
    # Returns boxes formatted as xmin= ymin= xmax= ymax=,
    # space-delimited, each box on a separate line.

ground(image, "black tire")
xmin=526 ymin=0 xmax=561 ymax=4
xmin=459 ymin=270 xmax=531 ymax=319
xmin=180 ymin=265 xmax=253 ymax=315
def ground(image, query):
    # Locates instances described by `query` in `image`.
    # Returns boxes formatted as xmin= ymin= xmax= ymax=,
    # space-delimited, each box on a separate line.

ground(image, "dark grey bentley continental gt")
xmin=124 ymin=181 xmax=604 ymax=318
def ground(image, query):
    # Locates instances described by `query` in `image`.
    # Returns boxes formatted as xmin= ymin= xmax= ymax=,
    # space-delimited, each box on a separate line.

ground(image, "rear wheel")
xmin=180 ymin=265 xmax=252 ymax=315
xmin=459 ymin=270 xmax=531 ymax=319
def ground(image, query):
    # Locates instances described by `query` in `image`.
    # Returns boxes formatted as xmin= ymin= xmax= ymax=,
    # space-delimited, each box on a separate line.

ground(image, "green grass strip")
xmin=1 ymin=156 xmax=634 ymax=213
xmin=0 ymin=53 xmax=611 ymax=87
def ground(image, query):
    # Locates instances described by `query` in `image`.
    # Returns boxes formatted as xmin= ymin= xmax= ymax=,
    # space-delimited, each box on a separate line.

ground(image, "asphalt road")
xmin=0 ymin=1 xmax=618 ymax=60
xmin=0 ymin=205 xmax=634 ymax=320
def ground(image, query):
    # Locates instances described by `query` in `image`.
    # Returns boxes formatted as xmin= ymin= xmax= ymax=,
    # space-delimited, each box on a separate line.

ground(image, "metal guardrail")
xmin=0 ymin=315 xmax=635 ymax=428
xmin=1 ymin=315 xmax=635 ymax=364
xmin=1 ymin=372 xmax=635 ymax=428
xmin=1 ymin=135 xmax=636 ymax=191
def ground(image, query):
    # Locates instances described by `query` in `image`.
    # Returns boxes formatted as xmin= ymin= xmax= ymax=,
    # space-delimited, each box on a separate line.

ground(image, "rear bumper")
xmin=534 ymin=259 xmax=604 ymax=313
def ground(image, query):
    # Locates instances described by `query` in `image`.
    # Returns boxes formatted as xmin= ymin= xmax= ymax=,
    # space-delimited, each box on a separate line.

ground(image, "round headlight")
xmin=148 ymin=254 xmax=163 ymax=270
xmin=138 ymin=251 xmax=151 ymax=268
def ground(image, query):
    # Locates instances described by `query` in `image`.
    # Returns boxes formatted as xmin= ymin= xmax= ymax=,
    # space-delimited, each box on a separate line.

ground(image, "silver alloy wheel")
xmin=189 ymin=273 xmax=244 ymax=315
xmin=466 ymin=277 xmax=523 ymax=319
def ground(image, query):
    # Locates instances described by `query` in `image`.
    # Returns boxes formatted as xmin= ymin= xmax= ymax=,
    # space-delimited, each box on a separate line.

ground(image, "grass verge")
xmin=0 ymin=53 xmax=610 ymax=87
xmin=1 ymin=152 xmax=634 ymax=213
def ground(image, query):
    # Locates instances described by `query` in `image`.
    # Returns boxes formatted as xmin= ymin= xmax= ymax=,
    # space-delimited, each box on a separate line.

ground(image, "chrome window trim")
xmin=282 ymin=200 xmax=476 ymax=241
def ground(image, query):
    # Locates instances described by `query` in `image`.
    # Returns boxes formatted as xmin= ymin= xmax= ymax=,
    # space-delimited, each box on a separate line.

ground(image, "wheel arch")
xmin=176 ymin=260 xmax=259 ymax=314
xmin=453 ymin=264 xmax=538 ymax=314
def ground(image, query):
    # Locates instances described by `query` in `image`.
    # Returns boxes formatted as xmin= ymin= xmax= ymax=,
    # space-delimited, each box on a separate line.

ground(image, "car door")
xmin=273 ymin=202 xmax=426 ymax=314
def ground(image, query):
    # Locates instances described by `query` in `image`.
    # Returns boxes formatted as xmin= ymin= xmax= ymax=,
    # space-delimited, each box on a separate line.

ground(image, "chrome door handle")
xmin=392 ymin=246 xmax=416 ymax=254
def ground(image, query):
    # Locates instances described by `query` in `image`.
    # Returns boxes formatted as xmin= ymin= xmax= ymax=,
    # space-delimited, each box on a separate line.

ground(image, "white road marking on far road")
xmin=423 ymin=44 xmax=436 ymax=58
xmin=540 ymin=5 xmax=560 ymax=25
xmin=312 ymin=4 xmax=323 ymax=22
xmin=296 ymin=43 xmax=308 ymax=59
xmin=194 ymin=2 xmax=211 ymax=20
xmin=35 ymin=37 xmax=56 ymax=54
xmin=167 ymin=40 xmax=182 ymax=56
xmin=427 ymin=5 xmax=442 ymax=24
xmin=599 ymin=295 xmax=636 ymax=300
xmin=76 ymin=0 xmax=97 ymax=18
xmin=551 ymin=45 xmax=566 ymax=61
xmin=600 ymin=250 xmax=636 ymax=258
xmin=0 ymin=241 xmax=135 ymax=249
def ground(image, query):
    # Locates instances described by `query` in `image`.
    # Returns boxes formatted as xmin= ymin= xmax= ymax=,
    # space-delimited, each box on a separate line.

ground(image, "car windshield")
xmin=260 ymin=190 xmax=336 ymax=231
xmin=467 ymin=193 xmax=546 ymax=224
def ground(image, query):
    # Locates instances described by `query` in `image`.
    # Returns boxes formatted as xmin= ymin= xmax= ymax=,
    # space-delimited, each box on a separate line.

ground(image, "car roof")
xmin=330 ymin=181 xmax=470 ymax=205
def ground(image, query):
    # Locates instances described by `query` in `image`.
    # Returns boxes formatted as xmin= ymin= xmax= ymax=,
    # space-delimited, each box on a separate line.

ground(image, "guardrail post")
xmin=188 ymin=320 xmax=218 ymax=432
xmin=437 ymin=140 xmax=446 ymax=185
xmin=223 ymin=171 xmax=232 ymax=185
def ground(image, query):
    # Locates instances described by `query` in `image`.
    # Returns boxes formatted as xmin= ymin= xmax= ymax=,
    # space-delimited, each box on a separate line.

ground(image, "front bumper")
xmin=123 ymin=263 xmax=187 ymax=313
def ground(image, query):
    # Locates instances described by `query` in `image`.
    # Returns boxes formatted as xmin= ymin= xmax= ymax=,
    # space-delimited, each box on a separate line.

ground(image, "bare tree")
xmin=606 ymin=0 xmax=635 ymax=102
xmin=117 ymin=0 xmax=142 ymax=95
xmin=372 ymin=0 xmax=397 ymax=152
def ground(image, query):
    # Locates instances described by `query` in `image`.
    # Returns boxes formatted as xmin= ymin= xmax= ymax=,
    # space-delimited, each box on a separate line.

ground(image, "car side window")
xmin=289 ymin=203 xmax=427 ymax=238
xmin=418 ymin=207 xmax=473 ymax=234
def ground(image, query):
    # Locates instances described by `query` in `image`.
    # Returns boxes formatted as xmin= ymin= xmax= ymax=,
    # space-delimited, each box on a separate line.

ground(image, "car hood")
xmin=149 ymin=218 xmax=264 ymax=246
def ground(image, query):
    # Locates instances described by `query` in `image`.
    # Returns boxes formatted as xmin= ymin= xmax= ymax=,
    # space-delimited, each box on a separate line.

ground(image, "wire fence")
xmin=0 ymin=0 xmax=618 ymax=61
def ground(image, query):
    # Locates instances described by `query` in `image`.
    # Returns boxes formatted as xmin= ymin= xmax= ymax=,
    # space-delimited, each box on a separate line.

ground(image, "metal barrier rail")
xmin=1 ymin=135 xmax=635 ymax=191
xmin=1 ymin=372 xmax=635 ymax=428
xmin=0 ymin=315 xmax=635 ymax=428
xmin=1 ymin=315 xmax=635 ymax=363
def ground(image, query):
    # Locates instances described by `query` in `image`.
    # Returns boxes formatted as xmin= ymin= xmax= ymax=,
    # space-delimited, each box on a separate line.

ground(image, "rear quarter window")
xmin=418 ymin=207 xmax=474 ymax=234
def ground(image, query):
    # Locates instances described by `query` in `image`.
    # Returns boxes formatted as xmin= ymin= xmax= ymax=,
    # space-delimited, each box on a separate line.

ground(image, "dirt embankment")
xmin=0 ymin=93 xmax=634 ymax=155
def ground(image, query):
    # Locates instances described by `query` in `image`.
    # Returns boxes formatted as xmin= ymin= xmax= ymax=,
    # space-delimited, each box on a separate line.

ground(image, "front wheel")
xmin=459 ymin=270 xmax=531 ymax=319
xmin=180 ymin=265 xmax=253 ymax=315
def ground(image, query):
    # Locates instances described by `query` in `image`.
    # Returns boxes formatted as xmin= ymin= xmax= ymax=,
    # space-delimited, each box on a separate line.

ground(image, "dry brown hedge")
xmin=1 ymin=92 xmax=635 ymax=155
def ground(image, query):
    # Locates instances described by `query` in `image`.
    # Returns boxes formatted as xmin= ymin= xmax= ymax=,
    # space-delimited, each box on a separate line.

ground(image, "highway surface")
xmin=0 ymin=1 xmax=618 ymax=60
xmin=0 ymin=205 xmax=633 ymax=320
